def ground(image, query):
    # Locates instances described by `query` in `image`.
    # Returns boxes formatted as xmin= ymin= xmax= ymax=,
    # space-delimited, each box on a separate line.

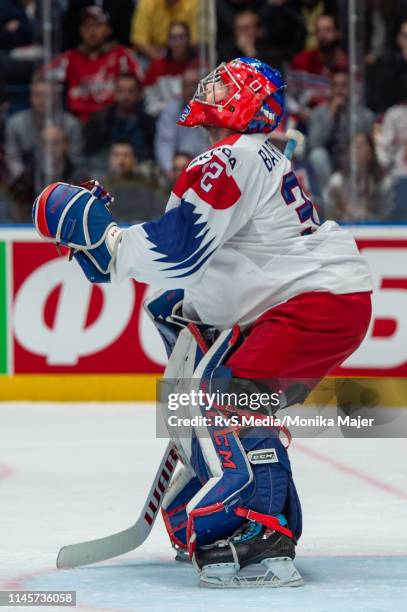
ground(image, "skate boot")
xmin=195 ymin=514 xmax=303 ymax=588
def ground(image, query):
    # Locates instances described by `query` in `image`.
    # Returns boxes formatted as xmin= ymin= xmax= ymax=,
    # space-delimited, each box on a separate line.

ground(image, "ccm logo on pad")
xmin=247 ymin=449 xmax=278 ymax=465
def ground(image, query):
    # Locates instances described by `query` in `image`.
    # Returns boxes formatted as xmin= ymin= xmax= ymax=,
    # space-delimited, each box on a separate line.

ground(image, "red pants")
xmin=227 ymin=291 xmax=372 ymax=379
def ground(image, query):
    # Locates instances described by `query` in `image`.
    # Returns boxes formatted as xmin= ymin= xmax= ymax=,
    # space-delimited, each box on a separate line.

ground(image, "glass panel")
xmin=0 ymin=1 xmax=404 ymax=224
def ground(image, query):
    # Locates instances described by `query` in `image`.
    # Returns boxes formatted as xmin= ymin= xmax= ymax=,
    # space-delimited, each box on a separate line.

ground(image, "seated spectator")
xmin=161 ymin=150 xmax=193 ymax=190
xmin=219 ymin=9 xmax=281 ymax=67
xmin=144 ymin=21 xmax=197 ymax=117
xmin=294 ymin=0 xmax=338 ymax=50
xmin=130 ymin=0 xmax=199 ymax=62
xmin=4 ymin=74 xmax=84 ymax=181
xmin=8 ymin=123 xmax=87 ymax=221
xmin=0 ymin=0 xmax=43 ymax=87
xmin=324 ymin=132 xmax=388 ymax=221
xmin=307 ymin=70 xmax=375 ymax=189
xmin=154 ymin=67 xmax=210 ymax=178
xmin=170 ymin=151 xmax=193 ymax=184
xmin=0 ymin=76 xmax=7 ymax=144
xmin=339 ymin=1 xmax=397 ymax=68
xmin=287 ymin=14 xmax=348 ymax=123
xmin=49 ymin=6 xmax=141 ymax=122
xmin=61 ymin=1 xmax=135 ymax=49
xmin=376 ymin=101 xmax=407 ymax=220
xmin=0 ymin=0 xmax=35 ymax=52
xmin=0 ymin=181 xmax=19 ymax=223
xmin=258 ymin=1 xmax=307 ymax=68
xmin=375 ymin=103 xmax=407 ymax=178
xmin=84 ymin=73 xmax=154 ymax=172
xmin=37 ymin=124 xmax=87 ymax=185
xmin=367 ymin=19 xmax=407 ymax=112
xmin=216 ymin=0 xmax=267 ymax=61
xmin=102 ymin=140 xmax=166 ymax=223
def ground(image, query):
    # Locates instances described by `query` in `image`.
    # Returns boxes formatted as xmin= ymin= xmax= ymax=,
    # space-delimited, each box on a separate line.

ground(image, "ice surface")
xmin=0 ymin=403 xmax=406 ymax=611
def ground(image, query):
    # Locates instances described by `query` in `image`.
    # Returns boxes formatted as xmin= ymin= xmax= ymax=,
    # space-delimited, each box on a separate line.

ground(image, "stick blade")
xmin=56 ymin=524 xmax=144 ymax=569
xmin=56 ymin=443 xmax=178 ymax=569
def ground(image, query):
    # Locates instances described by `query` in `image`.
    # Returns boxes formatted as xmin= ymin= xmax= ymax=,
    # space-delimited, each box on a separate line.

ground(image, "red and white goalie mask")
xmin=178 ymin=57 xmax=286 ymax=134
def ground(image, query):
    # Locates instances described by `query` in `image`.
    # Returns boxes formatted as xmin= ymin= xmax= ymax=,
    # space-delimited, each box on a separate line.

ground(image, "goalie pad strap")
xmin=235 ymin=507 xmax=295 ymax=540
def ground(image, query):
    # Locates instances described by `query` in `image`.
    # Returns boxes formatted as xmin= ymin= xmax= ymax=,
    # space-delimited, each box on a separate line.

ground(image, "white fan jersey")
xmin=112 ymin=132 xmax=372 ymax=329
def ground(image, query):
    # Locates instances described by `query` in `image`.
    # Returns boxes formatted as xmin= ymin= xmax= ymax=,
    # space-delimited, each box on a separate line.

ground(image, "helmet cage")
xmin=193 ymin=62 xmax=244 ymax=111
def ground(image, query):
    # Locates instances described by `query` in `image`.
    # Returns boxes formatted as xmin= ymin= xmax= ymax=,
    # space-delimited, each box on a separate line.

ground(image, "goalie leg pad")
xmin=187 ymin=428 xmax=302 ymax=556
xmin=162 ymin=466 xmax=201 ymax=550
xmin=240 ymin=429 xmax=302 ymax=540
xmin=187 ymin=430 xmax=255 ymax=552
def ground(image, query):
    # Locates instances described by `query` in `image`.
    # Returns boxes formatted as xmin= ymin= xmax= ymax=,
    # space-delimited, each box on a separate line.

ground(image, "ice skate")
xmin=195 ymin=520 xmax=303 ymax=588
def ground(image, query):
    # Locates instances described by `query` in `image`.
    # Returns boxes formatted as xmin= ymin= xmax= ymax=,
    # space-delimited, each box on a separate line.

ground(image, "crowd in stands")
xmin=1 ymin=0 xmax=407 ymax=224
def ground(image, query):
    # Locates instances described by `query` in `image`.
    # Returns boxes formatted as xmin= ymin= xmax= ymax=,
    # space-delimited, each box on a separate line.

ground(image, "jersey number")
xmin=281 ymin=171 xmax=320 ymax=235
xmin=200 ymin=161 xmax=224 ymax=193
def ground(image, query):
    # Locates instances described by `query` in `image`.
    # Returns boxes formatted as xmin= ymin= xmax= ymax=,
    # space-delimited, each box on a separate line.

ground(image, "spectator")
xmin=0 ymin=0 xmax=43 ymax=87
xmin=162 ymin=150 xmax=194 ymax=191
xmin=102 ymin=141 xmax=166 ymax=223
xmin=62 ymin=1 xmax=135 ymax=49
xmin=49 ymin=6 xmax=141 ymax=122
xmin=36 ymin=124 xmax=87 ymax=185
xmin=339 ymin=1 xmax=399 ymax=67
xmin=84 ymin=73 xmax=154 ymax=171
xmin=293 ymin=1 xmax=338 ymax=50
xmin=154 ymin=67 xmax=210 ymax=178
xmin=0 ymin=76 xmax=7 ymax=144
xmin=171 ymin=151 xmax=193 ymax=184
xmin=216 ymin=0 xmax=267 ymax=61
xmin=4 ymin=75 xmax=84 ymax=181
xmin=367 ymin=19 xmax=407 ymax=112
xmin=8 ymin=123 xmax=87 ymax=221
xmin=373 ymin=88 xmax=407 ymax=220
xmin=324 ymin=132 xmax=388 ymax=221
xmin=287 ymin=14 xmax=348 ymax=121
xmin=130 ymin=0 xmax=199 ymax=62
xmin=375 ymin=104 xmax=407 ymax=177
xmin=0 ymin=0 xmax=35 ymax=52
xmin=0 ymin=181 xmax=19 ymax=223
xmin=144 ymin=21 xmax=197 ymax=117
xmin=258 ymin=1 xmax=307 ymax=68
xmin=307 ymin=70 xmax=375 ymax=189
xmin=220 ymin=9 xmax=281 ymax=67
xmin=107 ymin=140 xmax=137 ymax=178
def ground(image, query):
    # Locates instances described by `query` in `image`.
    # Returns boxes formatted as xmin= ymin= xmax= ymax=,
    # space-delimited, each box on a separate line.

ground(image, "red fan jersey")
xmin=51 ymin=43 xmax=141 ymax=122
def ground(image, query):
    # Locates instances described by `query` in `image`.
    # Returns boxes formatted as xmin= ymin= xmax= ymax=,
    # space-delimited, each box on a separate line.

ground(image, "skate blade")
xmin=199 ymin=557 xmax=304 ymax=589
xmin=174 ymin=550 xmax=191 ymax=563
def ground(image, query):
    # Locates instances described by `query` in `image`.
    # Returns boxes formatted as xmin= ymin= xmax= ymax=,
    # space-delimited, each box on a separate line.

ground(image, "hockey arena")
xmin=1 ymin=1 xmax=407 ymax=610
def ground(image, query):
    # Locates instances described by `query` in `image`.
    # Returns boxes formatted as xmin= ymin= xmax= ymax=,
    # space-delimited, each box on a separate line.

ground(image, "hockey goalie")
xmin=32 ymin=58 xmax=373 ymax=588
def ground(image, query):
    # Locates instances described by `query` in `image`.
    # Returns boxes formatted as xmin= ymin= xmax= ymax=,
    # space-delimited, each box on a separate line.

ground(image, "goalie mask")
xmin=178 ymin=57 xmax=286 ymax=134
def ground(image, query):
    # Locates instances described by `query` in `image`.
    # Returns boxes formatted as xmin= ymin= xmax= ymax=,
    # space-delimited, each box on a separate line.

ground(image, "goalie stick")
xmin=56 ymin=442 xmax=178 ymax=568
xmin=283 ymin=129 xmax=304 ymax=161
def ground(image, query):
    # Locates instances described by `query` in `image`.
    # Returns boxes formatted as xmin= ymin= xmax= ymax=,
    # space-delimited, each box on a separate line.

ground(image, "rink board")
xmin=1 ymin=225 xmax=407 ymax=400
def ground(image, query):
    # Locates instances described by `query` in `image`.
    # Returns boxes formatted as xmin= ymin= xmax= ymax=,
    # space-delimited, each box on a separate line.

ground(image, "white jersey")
xmin=112 ymin=132 xmax=372 ymax=329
